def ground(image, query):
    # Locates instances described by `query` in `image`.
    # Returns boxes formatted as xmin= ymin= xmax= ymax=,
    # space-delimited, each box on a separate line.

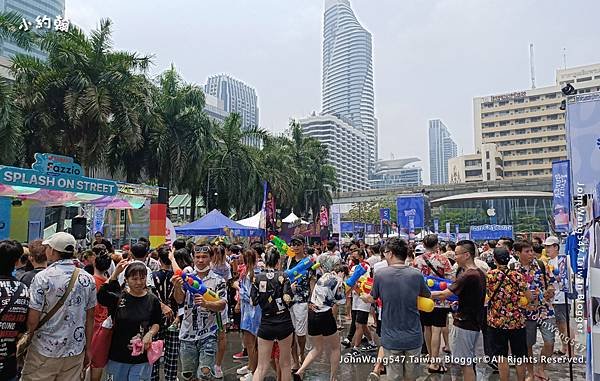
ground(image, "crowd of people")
xmin=0 ymin=230 xmax=577 ymax=381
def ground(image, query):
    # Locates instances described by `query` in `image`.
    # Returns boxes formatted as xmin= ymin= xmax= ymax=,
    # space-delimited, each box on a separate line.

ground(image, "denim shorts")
xmin=105 ymin=360 xmax=152 ymax=381
xmin=526 ymin=319 xmax=555 ymax=347
xmin=180 ymin=335 xmax=217 ymax=380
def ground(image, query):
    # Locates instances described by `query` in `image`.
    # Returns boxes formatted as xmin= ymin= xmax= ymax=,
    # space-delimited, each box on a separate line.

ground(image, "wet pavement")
xmin=215 ymin=316 xmax=586 ymax=380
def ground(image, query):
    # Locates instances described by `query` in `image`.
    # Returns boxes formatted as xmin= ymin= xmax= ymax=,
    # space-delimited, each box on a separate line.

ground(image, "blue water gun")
xmin=285 ymin=256 xmax=320 ymax=284
xmin=424 ymin=275 xmax=458 ymax=302
xmin=175 ymin=270 xmax=220 ymax=302
xmin=345 ymin=263 xmax=367 ymax=290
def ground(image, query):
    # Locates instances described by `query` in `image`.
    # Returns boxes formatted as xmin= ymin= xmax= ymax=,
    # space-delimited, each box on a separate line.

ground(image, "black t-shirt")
xmin=0 ymin=277 xmax=29 ymax=379
xmin=18 ymin=267 xmax=45 ymax=287
xmin=448 ymin=268 xmax=486 ymax=331
xmin=97 ymin=279 xmax=162 ymax=364
xmin=251 ymin=269 xmax=293 ymax=324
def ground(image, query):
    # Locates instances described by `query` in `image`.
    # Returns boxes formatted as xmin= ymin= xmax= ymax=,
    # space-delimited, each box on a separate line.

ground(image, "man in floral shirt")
xmin=509 ymin=240 xmax=555 ymax=381
xmin=486 ymin=247 xmax=531 ymax=381
xmin=412 ymin=234 xmax=452 ymax=373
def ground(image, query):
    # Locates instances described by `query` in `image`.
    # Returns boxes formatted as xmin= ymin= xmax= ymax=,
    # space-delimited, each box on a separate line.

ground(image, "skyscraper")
xmin=0 ymin=0 xmax=65 ymax=60
xmin=429 ymin=119 xmax=457 ymax=184
xmin=205 ymin=74 xmax=259 ymax=145
xmin=322 ymin=0 xmax=376 ymax=171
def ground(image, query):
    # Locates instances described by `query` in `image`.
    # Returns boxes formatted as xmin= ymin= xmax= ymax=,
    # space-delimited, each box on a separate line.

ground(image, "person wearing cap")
xmin=544 ymin=236 xmax=573 ymax=357
xmin=21 ymin=232 xmax=97 ymax=381
xmin=485 ymin=247 xmax=532 ymax=381
xmin=286 ymin=234 xmax=314 ymax=371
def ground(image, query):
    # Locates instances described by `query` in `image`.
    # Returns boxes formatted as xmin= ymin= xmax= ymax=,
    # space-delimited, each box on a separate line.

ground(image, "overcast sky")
xmin=67 ymin=0 xmax=600 ymax=183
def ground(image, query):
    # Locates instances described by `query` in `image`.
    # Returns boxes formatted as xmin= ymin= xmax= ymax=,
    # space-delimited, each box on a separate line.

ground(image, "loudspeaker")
xmin=71 ymin=217 xmax=87 ymax=240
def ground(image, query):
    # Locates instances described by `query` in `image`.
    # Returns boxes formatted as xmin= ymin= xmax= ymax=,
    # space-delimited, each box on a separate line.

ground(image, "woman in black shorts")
xmin=251 ymin=248 xmax=295 ymax=381
xmin=294 ymin=263 xmax=346 ymax=381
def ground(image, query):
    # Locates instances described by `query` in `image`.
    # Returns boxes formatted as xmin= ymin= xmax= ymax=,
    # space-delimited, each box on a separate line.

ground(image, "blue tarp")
xmin=175 ymin=209 xmax=263 ymax=237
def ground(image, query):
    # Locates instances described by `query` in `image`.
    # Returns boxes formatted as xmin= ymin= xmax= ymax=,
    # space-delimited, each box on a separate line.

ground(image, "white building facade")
xmin=298 ymin=114 xmax=369 ymax=192
xmin=448 ymin=143 xmax=503 ymax=183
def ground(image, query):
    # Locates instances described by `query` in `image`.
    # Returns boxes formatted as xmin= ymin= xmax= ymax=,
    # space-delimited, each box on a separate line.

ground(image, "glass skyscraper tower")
xmin=0 ymin=0 xmax=65 ymax=60
xmin=322 ymin=0 xmax=376 ymax=172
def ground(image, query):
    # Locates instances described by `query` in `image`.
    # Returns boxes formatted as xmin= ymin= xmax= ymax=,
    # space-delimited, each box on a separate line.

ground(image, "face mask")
xmin=195 ymin=265 xmax=210 ymax=273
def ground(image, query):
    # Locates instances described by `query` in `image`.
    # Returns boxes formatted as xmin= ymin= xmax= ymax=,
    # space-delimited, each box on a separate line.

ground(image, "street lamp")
xmin=206 ymin=167 xmax=226 ymax=214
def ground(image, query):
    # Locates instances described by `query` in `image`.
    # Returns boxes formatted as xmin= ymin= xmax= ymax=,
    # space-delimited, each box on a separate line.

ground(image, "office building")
xmin=369 ymin=158 xmax=423 ymax=189
xmin=322 ymin=0 xmax=377 ymax=171
xmin=429 ymin=119 xmax=457 ymax=184
xmin=448 ymin=143 xmax=503 ymax=183
xmin=474 ymin=62 xmax=600 ymax=179
xmin=205 ymin=74 xmax=259 ymax=146
xmin=203 ymin=92 xmax=229 ymax=124
xmin=298 ymin=114 xmax=369 ymax=192
xmin=0 ymin=0 xmax=65 ymax=60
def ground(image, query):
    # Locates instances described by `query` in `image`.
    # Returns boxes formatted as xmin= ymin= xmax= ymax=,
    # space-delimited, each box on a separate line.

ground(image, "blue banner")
xmin=552 ymin=160 xmax=571 ymax=233
xmin=340 ymin=222 xmax=354 ymax=233
xmin=379 ymin=208 xmax=390 ymax=223
xmin=455 ymin=224 xmax=460 ymax=235
xmin=0 ymin=197 xmax=11 ymax=240
xmin=396 ymin=194 xmax=424 ymax=229
xmin=469 ymin=224 xmax=513 ymax=241
xmin=433 ymin=219 xmax=439 ymax=233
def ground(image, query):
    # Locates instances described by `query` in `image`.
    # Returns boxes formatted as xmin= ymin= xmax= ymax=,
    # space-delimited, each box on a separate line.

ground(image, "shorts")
xmin=526 ymin=319 xmax=555 ymax=347
xmin=553 ymin=303 xmax=568 ymax=323
xmin=420 ymin=307 xmax=449 ymax=327
xmin=180 ymin=335 xmax=217 ymax=380
xmin=290 ymin=303 xmax=308 ymax=336
xmin=487 ymin=326 xmax=528 ymax=357
xmin=258 ymin=319 xmax=295 ymax=341
xmin=352 ymin=309 xmax=369 ymax=325
xmin=450 ymin=326 xmax=485 ymax=365
xmin=240 ymin=302 xmax=262 ymax=336
xmin=106 ymin=360 xmax=152 ymax=381
xmin=307 ymin=309 xmax=337 ymax=337
xmin=383 ymin=347 xmax=421 ymax=380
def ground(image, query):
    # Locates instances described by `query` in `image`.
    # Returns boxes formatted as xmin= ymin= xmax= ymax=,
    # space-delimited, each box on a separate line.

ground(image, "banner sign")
xmin=366 ymin=223 xmax=376 ymax=234
xmin=92 ymin=207 xmax=106 ymax=235
xmin=469 ymin=224 xmax=513 ymax=241
xmin=455 ymin=224 xmax=460 ymax=235
xmin=340 ymin=221 xmax=354 ymax=233
xmin=445 ymin=222 xmax=451 ymax=235
xmin=433 ymin=219 xmax=439 ymax=233
xmin=379 ymin=208 xmax=390 ymax=223
xmin=331 ymin=204 xmax=341 ymax=234
xmin=552 ymin=160 xmax=571 ymax=232
xmin=0 ymin=153 xmax=117 ymax=196
xmin=396 ymin=194 xmax=424 ymax=229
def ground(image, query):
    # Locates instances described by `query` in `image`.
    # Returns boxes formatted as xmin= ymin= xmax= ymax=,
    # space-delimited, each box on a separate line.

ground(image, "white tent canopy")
xmin=282 ymin=212 xmax=309 ymax=225
xmin=237 ymin=211 xmax=262 ymax=228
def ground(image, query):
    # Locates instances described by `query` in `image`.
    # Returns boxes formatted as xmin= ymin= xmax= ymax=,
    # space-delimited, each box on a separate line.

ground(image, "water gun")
xmin=175 ymin=270 xmax=220 ymax=302
xmin=270 ymin=235 xmax=295 ymax=257
xmin=424 ymin=275 xmax=458 ymax=302
xmin=417 ymin=297 xmax=435 ymax=312
xmin=345 ymin=263 xmax=367 ymax=290
xmin=356 ymin=275 xmax=373 ymax=295
xmin=285 ymin=256 xmax=320 ymax=284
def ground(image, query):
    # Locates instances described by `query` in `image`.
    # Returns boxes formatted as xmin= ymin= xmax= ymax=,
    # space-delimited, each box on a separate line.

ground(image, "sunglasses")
xmin=291 ymin=242 xmax=304 ymax=247
xmin=194 ymin=245 xmax=211 ymax=253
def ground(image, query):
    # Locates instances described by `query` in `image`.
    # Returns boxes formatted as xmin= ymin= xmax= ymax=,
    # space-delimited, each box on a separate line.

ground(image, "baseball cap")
xmin=543 ymin=236 xmax=560 ymax=246
xmin=42 ymin=232 xmax=76 ymax=253
xmin=290 ymin=235 xmax=305 ymax=245
xmin=414 ymin=244 xmax=426 ymax=255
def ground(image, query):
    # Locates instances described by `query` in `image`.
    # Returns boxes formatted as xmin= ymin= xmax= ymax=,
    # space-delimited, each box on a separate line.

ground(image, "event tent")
xmin=237 ymin=211 xmax=262 ymax=228
xmin=282 ymin=212 xmax=309 ymax=225
xmin=175 ymin=209 xmax=262 ymax=237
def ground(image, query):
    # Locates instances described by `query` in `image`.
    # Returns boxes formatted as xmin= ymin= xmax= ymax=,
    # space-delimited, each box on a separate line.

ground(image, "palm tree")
xmin=11 ymin=19 xmax=152 ymax=170
xmin=147 ymin=64 xmax=210 ymax=212
xmin=208 ymin=113 xmax=266 ymax=217
xmin=0 ymin=11 xmax=34 ymax=165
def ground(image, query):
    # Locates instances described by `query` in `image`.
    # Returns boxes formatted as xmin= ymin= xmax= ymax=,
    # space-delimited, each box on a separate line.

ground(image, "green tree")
xmin=12 ymin=19 xmax=152 ymax=170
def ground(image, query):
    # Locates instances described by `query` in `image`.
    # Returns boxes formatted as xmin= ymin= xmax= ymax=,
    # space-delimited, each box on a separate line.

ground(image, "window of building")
xmin=483 ymin=102 xmax=493 ymax=108
xmin=499 ymin=120 xmax=509 ymax=126
xmin=516 ymin=118 xmax=526 ymax=124
xmin=548 ymin=115 xmax=559 ymax=120
xmin=530 ymin=106 xmax=541 ymax=112
xmin=499 ymin=131 xmax=510 ymax=136
xmin=533 ymin=170 xmax=544 ymax=175
xmin=576 ymin=77 xmax=592 ymax=82
xmin=514 ymin=98 xmax=525 ymax=104
xmin=532 ymin=159 xmax=544 ymax=164
xmin=548 ymin=146 xmax=560 ymax=152
xmin=486 ymin=162 xmax=490 ymax=169
xmin=498 ymin=100 xmax=509 ymax=106
xmin=486 ymin=151 xmax=490 ymax=159
xmin=530 ymin=117 xmax=541 ymax=122
xmin=487 ymin=173 xmax=491 ymax=180
xmin=531 ymin=148 xmax=543 ymax=154
xmin=531 ymin=138 xmax=542 ymax=143
xmin=548 ymin=136 xmax=559 ymax=142
xmin=529 ymin=96 xmax=540 ymax=102
xmin=547 ymin=125 xmax=560 ymax=131
xmin=546 ymin=93 xmax=557 ymax=99
xmin=515 ymin=129 xmax=526 ymax=135
xmin=530 ymin=127 xmax=541 ymax=133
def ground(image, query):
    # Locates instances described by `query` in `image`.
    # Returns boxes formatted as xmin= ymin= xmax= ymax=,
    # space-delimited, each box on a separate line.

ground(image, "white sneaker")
xmin=237 ymin=365 xmax=250 ymax=375
xmin=240 ymin=372 xmax=253 ymax=381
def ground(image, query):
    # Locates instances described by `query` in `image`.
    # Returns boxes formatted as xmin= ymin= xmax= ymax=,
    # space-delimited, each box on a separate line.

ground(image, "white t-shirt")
xmin=366 ymin=255 xmax=381 ymax=268
xmin=548 ymin=256 xmax=571 ymax=304
xmin=350 ymin=263 xmax=372 ymax=312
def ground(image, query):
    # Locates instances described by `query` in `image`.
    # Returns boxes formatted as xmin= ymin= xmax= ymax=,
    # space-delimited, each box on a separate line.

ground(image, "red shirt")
xmin=93 ymin=274 xmax=109 ymax=330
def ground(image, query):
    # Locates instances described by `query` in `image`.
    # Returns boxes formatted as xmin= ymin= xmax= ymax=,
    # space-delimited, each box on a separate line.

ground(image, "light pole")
xmin=206 ymin=167 xmax=226 ymax=214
